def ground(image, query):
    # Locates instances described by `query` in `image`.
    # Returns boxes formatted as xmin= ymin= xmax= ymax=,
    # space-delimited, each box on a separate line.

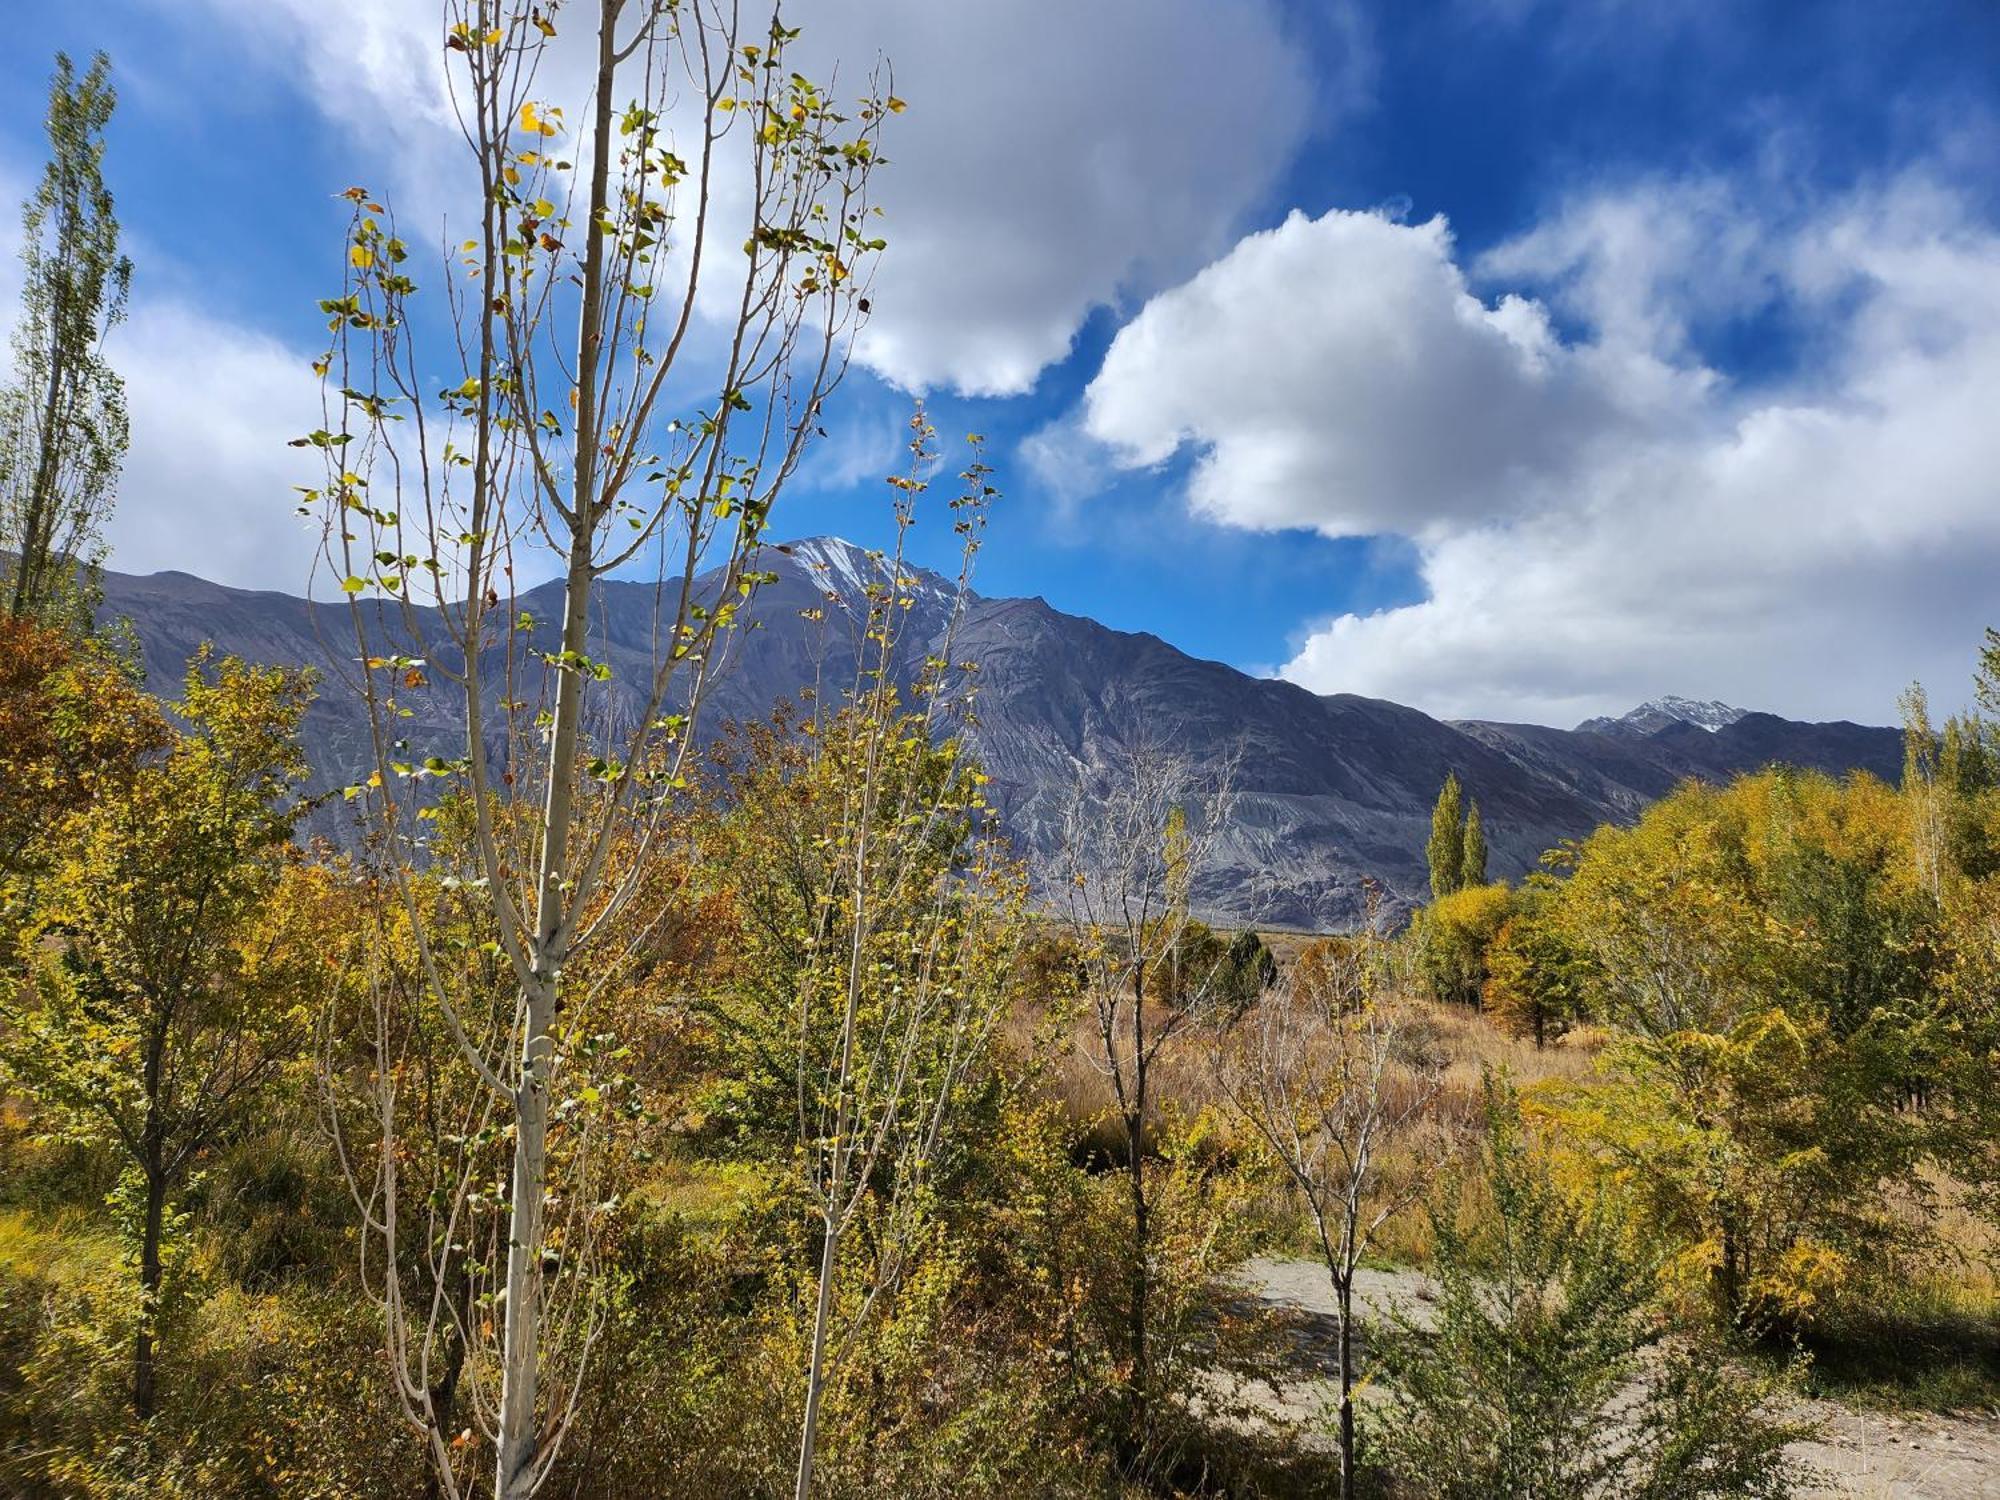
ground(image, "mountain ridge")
xmin=91 ymin=538 xmax=1904 ymax=929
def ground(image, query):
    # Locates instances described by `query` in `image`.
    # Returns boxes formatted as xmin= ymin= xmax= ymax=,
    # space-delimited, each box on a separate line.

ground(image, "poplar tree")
xmin=1427 ymin=772 xmax=1465 ymax=899
xmin=1462 ymin=799 xmax=1488 ymax=887
xmin=0 ymin=51 xmax=130 ymax=630
xmin=304 ymin=5 xmax=891 ymax=1493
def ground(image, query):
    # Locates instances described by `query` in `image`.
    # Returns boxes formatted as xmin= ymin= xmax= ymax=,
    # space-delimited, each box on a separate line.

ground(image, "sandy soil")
xmin=1233 ymin=1256 xmax=2000 ymax=1499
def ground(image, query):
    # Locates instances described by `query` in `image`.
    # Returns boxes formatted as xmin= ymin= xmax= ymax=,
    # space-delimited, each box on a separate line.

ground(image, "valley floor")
xmin=1234 ymin=1256 xmax=2000 ymax=1499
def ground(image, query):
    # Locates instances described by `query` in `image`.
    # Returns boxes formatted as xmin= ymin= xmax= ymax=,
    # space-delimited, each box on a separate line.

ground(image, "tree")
xmin=1481 ymin=881 xmax=1588 ymax=1048
xmin=1224 ymin=927 xmax=1279 ymax=1009
xmin=1053 ymin=742 xmax=1238 ymax=1459
xmin=1371 ymin=1082 xmax=1808 ymax=1500
xmin=703 ymin=427 xmax=1015 ymax=1500
xmin=1427 ymin=772 xmax=1465 ymax=899
xmin=1538 ymin=771 xmax=1944 ymax=1320
xmin=1462 ymin=798 xmax=1488 ymax=887
xmin=0 ymin=612 xmax=166 ymax=894
xmin=1410 ymin=880 xmax=1513 ymax=1008
xmin=1219 ymin=912 xmax=1443 ymax=1500
xmin=0 ymin=51 xmax=131 ymax=630
xmin=1901 ymin=683 xmax=1946 ymax=898
xmin=0 ymin=652 xmax=314 ymax=1420
xmin=300 ymin=5 xmax=892 ymax=1493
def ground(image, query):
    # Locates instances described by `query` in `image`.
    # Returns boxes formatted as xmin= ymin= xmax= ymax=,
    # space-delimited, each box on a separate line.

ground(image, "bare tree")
xmin=1052 ymin=744 xmax=1238 ymax=1455
xmin=1219 ymin=916 xmax=1445 ymax=1500
xmin=301 ymin=3 xmax=890 ymax=1494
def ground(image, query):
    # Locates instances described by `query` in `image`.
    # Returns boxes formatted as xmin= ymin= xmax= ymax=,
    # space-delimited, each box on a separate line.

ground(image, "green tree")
xmin=0 ymin=51 xmax=131 ymax=630
xmin=1462 ymin=799 xmax=1488 ymax=887
xmin=1371 ymin=1083 xmax=1808 ymax=1499
xmin=1 ymin=652 xmax=314 ymax=1420
xmin=1482 ymin=884 xmax=1588 ymax=1048
xmin=1427 ymin=772 xmax=1466 ymax=898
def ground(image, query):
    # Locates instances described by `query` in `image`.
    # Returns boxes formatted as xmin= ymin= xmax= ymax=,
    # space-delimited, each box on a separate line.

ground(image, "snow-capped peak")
xmin=1576 ymin=695 xmax=1748 ymax=737
xmin=772 ymin=536 xmax=958 ymax=612
xmin=781 ymin=535 xmax=878 ymax=598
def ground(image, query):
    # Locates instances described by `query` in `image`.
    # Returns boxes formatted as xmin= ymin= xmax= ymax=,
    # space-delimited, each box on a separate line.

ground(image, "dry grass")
xmin=1016 ymin=978 xmax=1610 ymax=1264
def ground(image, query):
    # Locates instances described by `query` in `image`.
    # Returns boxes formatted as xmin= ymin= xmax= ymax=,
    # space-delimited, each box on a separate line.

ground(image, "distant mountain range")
xmin=96 ymin=538 xmax=1903 ymax=929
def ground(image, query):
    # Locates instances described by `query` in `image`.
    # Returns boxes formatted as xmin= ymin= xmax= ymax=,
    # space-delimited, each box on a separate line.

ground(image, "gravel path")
xmin=1235 ymin=1256 xmax=2000 ymax=1499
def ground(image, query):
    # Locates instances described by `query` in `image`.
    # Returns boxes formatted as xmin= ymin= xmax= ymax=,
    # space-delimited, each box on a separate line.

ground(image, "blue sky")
xmin=7 ymin=0 xmax=2000 ymax=725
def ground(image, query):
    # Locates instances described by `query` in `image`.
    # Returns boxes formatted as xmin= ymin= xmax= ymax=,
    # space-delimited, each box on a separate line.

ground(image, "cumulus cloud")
xmin=818 ymin=0 xmax=1321 ymax=396
xmin=1074 ymin=177 xmax=2000 ymax=724
xmin=167 ymin=0 xmax=1330 ymax=399
xmin=108 ymin=301 xmax=327 ymax=591
xmin=1081 ymin=209 xmax=1671 ymax=537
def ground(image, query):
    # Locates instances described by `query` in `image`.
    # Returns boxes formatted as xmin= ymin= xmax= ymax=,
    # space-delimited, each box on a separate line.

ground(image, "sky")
xmin=6 ymin=0 xmax=2000 ymax=728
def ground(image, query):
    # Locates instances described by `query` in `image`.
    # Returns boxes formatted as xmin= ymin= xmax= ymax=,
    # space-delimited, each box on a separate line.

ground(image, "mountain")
xmin=94 ymin=539 xmax=1904 ymax=930
xmin=1575 ymin=695 xmax=1748 ymax=736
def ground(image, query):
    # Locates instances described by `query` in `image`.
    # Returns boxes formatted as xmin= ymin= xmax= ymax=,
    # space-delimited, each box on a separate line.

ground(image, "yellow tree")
xmin=1537 ymin=772 xmax=1943 ymax=1320
xmin=1 ymin=653 xmax=315 ymax=1419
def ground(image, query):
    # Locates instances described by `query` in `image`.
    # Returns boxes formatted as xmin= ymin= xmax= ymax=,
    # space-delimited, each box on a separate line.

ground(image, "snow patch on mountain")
xmin=1576 ymin=696 xmax=1748 ymax=737
xmin=781 ymin=536 xmax=879 ymax=599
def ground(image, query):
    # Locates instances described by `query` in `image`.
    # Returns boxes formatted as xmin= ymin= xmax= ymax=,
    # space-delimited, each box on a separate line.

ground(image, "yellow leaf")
xmin=350 ymin=244 xmax=374 ymax=269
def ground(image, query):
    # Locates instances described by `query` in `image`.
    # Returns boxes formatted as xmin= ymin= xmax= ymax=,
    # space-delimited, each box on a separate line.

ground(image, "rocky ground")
xmin=1234 ymin=1256 xmax=2000 ymax=1499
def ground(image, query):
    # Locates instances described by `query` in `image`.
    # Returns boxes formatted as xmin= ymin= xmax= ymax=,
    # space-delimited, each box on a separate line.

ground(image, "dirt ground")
xmin=1234 ymin=1256 xmax=2000 ymax=1499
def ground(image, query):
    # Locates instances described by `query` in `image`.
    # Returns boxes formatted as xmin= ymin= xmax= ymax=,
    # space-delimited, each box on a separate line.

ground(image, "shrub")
xmin=1367 ymin=1084 xmax=1811 ymax=1500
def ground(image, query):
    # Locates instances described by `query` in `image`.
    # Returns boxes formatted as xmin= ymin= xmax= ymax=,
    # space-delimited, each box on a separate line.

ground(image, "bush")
xmin=1367 ymin=1084 xmax=1811 ymax=1500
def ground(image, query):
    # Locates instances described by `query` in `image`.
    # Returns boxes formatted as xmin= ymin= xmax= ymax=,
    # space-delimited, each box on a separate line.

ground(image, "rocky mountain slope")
xmin=96 ymin=539 xmax=1903 ymax=929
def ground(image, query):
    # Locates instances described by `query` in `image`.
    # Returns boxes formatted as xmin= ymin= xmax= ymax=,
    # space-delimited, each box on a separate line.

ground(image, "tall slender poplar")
xmin=1 ymin=51 xmax=130 ymax=629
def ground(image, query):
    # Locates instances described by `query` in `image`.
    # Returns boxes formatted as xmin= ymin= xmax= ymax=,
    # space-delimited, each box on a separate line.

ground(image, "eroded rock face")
xmin=101 ymin=538 xmax=1901 ymax=932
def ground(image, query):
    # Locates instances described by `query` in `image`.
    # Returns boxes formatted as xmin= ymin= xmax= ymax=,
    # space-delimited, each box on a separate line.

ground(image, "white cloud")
xmin=818 ymin=0 xmax=1323 ymax=396
xmin=162 ymin=0 xmax=1331 ymax=399
xmin=1079 ymin=209 xmax=1663 ymax=538
xmin=107 ymin=300 xmax=327 ymax=591
xmin=1074 ymin=176 xmax=2000 ymax=725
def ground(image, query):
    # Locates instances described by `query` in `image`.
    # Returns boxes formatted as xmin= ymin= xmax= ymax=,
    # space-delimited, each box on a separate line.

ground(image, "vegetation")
xmin=1369 ymin=1082 xmax=1809 ymax=1500
xmin=1425 ymin=773 xmax=1489 ymax=898
xmin=4 ymin=6 xmax=2000 ymax=1499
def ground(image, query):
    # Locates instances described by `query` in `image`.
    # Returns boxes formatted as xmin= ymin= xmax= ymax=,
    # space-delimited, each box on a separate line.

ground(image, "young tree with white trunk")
xmin=301 ymin=3 xmax=891 ymax=1494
